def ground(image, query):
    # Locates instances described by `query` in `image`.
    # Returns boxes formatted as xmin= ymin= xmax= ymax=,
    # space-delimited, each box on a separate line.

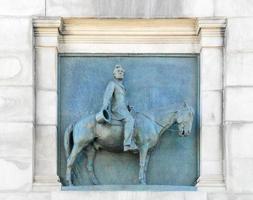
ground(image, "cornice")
xmin=33 ymin=17 xmax=226 ymax=47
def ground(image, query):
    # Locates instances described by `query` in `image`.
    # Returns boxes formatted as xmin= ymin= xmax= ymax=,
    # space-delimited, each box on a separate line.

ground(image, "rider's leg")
xmin=123 ymin=115 xmax=136 ymax=150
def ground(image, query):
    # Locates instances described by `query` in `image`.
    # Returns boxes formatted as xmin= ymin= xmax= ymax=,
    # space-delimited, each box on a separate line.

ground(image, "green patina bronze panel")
xmin=58 ymin=54 xmax=199 ymax=187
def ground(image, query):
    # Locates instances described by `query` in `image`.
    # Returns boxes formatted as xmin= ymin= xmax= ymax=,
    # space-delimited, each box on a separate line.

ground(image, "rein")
xmin=138 ymin=112 xmax=180 ymax=133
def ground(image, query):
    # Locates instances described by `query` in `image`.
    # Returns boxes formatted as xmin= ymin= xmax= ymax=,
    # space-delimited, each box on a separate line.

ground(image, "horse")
xmin=64 ymin=103 xmax=194 ymax=186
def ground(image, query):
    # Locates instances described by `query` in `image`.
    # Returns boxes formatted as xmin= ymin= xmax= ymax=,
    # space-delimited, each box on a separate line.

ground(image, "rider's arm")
xmin=102 ymin=81 xmax=115 ymax=110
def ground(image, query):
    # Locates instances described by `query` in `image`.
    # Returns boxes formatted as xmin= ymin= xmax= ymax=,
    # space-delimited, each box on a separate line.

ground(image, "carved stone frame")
xmin=32 ymin=17 xmax=226 ymax=192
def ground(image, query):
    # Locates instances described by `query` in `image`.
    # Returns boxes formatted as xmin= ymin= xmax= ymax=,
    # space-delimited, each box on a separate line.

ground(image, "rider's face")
xmin=114 ymin=69 xmax=125 ymax=80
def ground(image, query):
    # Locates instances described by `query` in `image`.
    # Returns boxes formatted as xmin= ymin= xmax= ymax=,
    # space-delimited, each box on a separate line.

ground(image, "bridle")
xmin=138 ymin=112 xmax=182 ymax=133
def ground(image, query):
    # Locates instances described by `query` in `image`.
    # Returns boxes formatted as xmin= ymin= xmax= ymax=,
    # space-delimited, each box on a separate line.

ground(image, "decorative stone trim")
xmin=33 ymin=17 xmax=226 ymax=192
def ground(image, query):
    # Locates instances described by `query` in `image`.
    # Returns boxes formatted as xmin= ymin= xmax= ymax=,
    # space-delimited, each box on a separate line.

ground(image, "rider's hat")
xmin=96 ymin=109 xmax=111 ymax=124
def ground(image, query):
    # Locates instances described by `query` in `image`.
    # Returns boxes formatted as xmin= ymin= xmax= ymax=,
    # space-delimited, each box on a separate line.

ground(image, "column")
xmin=196 ymin=18 xmax=226 ymax=191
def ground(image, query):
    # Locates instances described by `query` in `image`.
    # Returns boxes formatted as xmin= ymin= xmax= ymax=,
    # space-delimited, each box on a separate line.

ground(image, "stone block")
xmin=35 ymin=126 xmax=57 ymax=176
xmin=0 ymin=51 xmax=33 ymax=86
xmin=225 ymin=87 xmax=253 ymax=121
xmin=184 ymin=192 xmax=207 ymax=200
xmin=36 ymin=90 xmax=57 ymax=125
xmin=46 ymin=0 xmax=97 ymax=17
xmin=201 ymin=48 xmax=223 ymax=90
xmin=225 ymin=53 xmax=253 ymax=86
xmin=0 ymin=0 xmax=45 ymax=16
xmin=201 ymin=160 xmax=223 ymax=175
xmin=201 ymin=126 xmax=222 ymax=161
xmin=201 ymin=91 xmax=222 ymax=125
xmin=0 ymin=157 xmax=32 ymax=191
xmin=226 ymin=123 xmax=253 ymax=158
xmin=0 ymin=18 xmax=32 ymax=51
xmin=35 ymin=126 xmax=57 ymax=160
xmin=0 ymin=87 xmax=34 ymax=122
xmin=0 ymin=122 xmax=33 ymax=158
xmin=230 ymin=158 xmax=253 ymax=192
xmin=51 ymin=191 xmax=185 ymax=200
xmin=208 ymin=193 xmax=230 ymax=200
xmin=150 ymin=0 xmax=214 ymax=17
xmin=0 ymin=192 xmax=51 ymax=200
xmin=215 ymin=0 xmax=253 ymax=17
xmin=226 ymin=18 xmax=253 ymax=52
xmin=98 ymin=0 xmax=149 ymax=18
xmin=0 ymin=17 xmax=33 ymax=86
xmin=36 ymin=48 xmax=57 ymax=90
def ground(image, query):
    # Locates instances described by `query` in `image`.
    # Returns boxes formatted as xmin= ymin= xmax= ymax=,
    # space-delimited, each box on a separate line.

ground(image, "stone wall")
xmin=0 ymin=0 xmax=253 ymax=199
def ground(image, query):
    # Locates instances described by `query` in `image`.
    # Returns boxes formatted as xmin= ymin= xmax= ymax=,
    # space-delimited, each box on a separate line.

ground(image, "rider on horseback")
xmin=99 ymin=64 xmax=137 ymax=151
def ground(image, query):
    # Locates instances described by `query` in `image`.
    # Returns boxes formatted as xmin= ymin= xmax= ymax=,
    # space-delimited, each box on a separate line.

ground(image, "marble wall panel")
xmin=225 ymin=53 xmax=253 ymax=86
xmin=149 ymin=0 xmax=214 ymax=17
xmin=36 ymin=48 xmax=57 ymax=90
xmin=0 ymin=158 xmax=32 ymax=191
xmin=98 ymin=0 xmax=149 ymax=18
xmin=36 ymin=90 xmax=57 ymax=125
xmin=201 ymin=48 xmax=223 ymax=91
xmin=0 ymin=87 xmax=33 ymax=122
xmin=0 ymin=122 xmax=33 ymax=158
xmin=225 ymin=88 xmax=253 ymax=122
xmin=226 ymin=18 xmax=253 ymax=53
xmin=0 ymin=0 xmax=45 ymax=16
xmin=46 ymin=0 xmax=97 ymax=17
xmin=215 ymin=0 xmax=253 ymax=17
xmin=201 ymin=91 xmax=222 ymax=126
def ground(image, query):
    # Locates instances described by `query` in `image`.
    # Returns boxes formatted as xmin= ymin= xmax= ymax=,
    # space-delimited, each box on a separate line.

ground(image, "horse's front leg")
xmin=143 ymin=151 xmax=151 ymax=183
xmin=85 ymin=145 xmax=100 ymax=185
xmin=139 ymin=146 xmax=148 ymax=185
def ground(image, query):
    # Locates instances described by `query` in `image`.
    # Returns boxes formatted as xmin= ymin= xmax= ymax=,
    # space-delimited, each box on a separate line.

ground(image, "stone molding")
xmin=33 ymin=17 xmax=226 ymax=192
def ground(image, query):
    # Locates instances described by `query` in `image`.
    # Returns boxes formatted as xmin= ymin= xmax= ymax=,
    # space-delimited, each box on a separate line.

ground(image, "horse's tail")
xmin=64 ymin=124 xmax=74 ymax=159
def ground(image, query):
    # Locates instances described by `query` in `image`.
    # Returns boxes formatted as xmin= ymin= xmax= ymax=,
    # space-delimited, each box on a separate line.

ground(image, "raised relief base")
xmin=196 ymin=176 xmax=226 ymax=192
xmin=33 ymin=175 xmax=62 ymax=191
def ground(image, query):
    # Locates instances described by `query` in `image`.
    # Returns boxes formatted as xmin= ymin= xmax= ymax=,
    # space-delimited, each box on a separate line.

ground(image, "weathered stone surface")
xmin=207 ymin=193 xmax=230 ymax=200
xmin=225 ymin=87 xmax=253 ymax=121
xmin=52 ymin=191 xmax=185 ymax=200
xmin=230 ymin=158 xmax=253 ymax=192
xmin=215 ymin=0 xmax=253 ymax=17
xmin=0 ymin=123 xmax=33 ymax=158
xmin=201 ymin=91 xmax=222 ymax=125
xmin=35 ymin=126 xmax=57 ymax=176
xmin=0 ymin=18 xmax=33 ymax=86
xmin=36 ymin=48 xmax=57 ymax=90
xmin=0 ymin=18 xmax=32 ymax=51
xmin=150 ymin=0 xmax=214 ymax=17
xmin=184 ymin=192 xmax=207 ymax=200
xmin=0 ymin=158 xmax=32 ymax=191
xmin=0 ymin=87 xmax=33 ymax=122
xmin=0 ymin=192 xmax=51 ymax=200
xmin=0 ymin=0 xmax=45 ymax=16
xmin=0 ymin=51 xmax=33 ymax=86
xmin=201 ymin=160 xmax=223 ymax=175
xmin=46 ymin=0 xmax=97 ymax=17
xmin=36 ymin=90 xmax=57 ymax=125
xmin=201 ymin=48 xmax=223 ymax=91
xmin=226 ymin=123 xmax=253 ymax=158
xmin=226 ymin=18 xmax=253 ymax=52
xmin=225 ymin=53 xmax=253 ymax=86
xmin=201 ymin=126 xmax=222 ymax=161
xmin=98 ymin=0 xmax=149 ymax=18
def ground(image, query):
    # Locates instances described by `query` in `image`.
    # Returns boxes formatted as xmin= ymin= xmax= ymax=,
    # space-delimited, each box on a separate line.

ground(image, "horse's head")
xmin=175 ymin=102 xmax=194 ymax=137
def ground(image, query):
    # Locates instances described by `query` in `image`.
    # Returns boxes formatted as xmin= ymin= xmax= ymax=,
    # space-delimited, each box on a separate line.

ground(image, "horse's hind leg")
xmin=85 ymin=145 xmax=100 ymax=185
xmin=66 ymin=144 xmax=83 ymax=186
xmin=139 ymin=146 xmax=148 ymax=185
